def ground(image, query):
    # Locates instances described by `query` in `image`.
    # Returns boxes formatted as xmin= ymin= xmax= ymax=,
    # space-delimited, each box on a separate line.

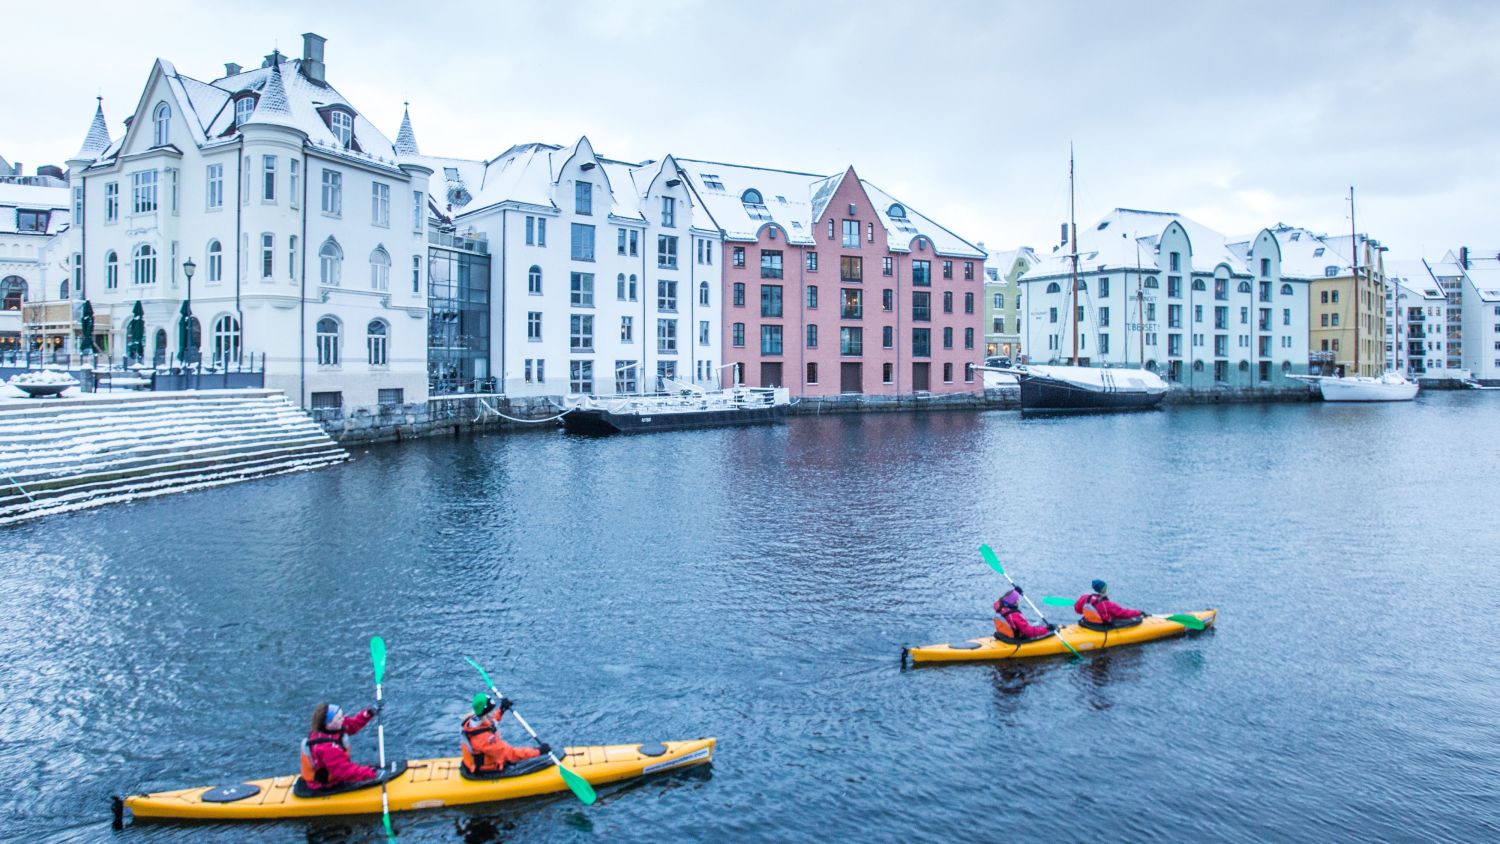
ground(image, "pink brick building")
xmin=678 ymin=161 xmax=985 ymax=396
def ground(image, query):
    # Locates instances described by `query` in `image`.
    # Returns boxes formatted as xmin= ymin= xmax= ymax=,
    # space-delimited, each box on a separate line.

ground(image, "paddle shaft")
xmin=475 ymin=678 xmax=554 ymax=761
xmin=370 ymin=637 xmax=393 ymax=840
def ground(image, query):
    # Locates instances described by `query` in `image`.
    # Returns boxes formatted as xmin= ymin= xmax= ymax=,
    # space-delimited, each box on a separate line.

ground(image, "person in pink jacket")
xmin=299 ymin=702 xmax=380 ymax=790
xmin=993 ymin=588 xmax=1055 ymax=641
xmin=1074 ymin=580 xmax=1145 ymax=627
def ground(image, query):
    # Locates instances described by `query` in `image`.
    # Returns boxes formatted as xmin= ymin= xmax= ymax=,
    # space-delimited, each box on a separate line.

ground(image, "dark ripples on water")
xmin=3 ymin=393 xmax=1499 ymax=842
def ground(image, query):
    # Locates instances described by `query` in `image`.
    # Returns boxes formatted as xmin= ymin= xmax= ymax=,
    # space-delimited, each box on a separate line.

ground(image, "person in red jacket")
xmin=992 ymin=588 xmax=1055 ymax=642
xmin=1074 ymin=579 xmax=1145 ymax=628
xmin=299 ymin=702 xmax=381 ymax=791
xmin=461 ymin=694 xmax=547 ymax=775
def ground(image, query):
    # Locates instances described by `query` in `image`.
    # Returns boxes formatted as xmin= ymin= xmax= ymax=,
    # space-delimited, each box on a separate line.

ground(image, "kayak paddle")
xmin=1041 ymin=594 xmax=1206 ymax=630
xmin=463 ymin=657 xmax=597 ymax=805
xmin=370 ymin=636 xmax=394 ymax=841
xmin=979 ymin=544 xmax=1084 ymax=660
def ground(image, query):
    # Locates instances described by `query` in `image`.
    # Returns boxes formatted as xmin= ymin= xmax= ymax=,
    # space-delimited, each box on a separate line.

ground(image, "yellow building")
xmin=1276 ymin=226 xmax=1387 ymax=377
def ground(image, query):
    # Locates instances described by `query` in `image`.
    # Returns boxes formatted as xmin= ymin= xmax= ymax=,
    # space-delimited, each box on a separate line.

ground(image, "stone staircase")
xmin=0 ymin=389 xmax=348 ymax=524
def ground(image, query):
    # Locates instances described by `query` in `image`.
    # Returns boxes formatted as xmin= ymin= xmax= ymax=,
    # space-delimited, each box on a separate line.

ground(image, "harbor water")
xmin=3 ymin=393 xmax=1498 ymax=842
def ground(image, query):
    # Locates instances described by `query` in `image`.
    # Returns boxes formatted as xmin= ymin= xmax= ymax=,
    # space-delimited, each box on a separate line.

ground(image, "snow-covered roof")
xmin=1263 ymin=225 xmax=1381 ymax=280
xmin=1024 ymin=208 xmax=1248 ymax=281
xmin=1466 ymin=266 xmax=1500 ymax=302
xmin=394 ymin=105 xmax=419 ymax=157
xmin=1384 ymin=260 xmax=1446 ymax=301
xmin=72 ymin=100 xmax=112 ymax=161
xmin=0 ymin=181 xmax=70 ymax=235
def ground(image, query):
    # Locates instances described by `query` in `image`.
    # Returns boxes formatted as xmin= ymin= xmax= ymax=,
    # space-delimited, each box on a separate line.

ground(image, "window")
xmin=526 ymin=216 xmax=536 ymax=246
xmin=658 ymin=279 xmax=678 ymax=311
xmin=732 ymin=246 xmax=746 ymax=268
xmin=882 ymin=256 xmax=893 ymax=276
xmin=699 ymin=280 xmax=710 ymax=306
xmin=367 ymin=320 xmax=389 ymax=366
xmin=703 ymin=174 xmax=725 ymax=190
xmin=761 ymin=285 xmax=783 ymax=317
xmin=16 ymin=209 xmax=48 ymax=233
xmin=912 ymin=328 xmax=931 ymax=357
xmin=868 ymin=222 xmax=875 ymax=243
xmin=965 ymin=262 xmax=975 ymax=281
xmin=1049 ymin=307 xmax=1058 ymax=324
xmin=806 ymin=252 xmax=819 ymax=272
xmin=661 ymin=196 xmax=675 ymax=227
xmin=321 ymin=170 xmax=342 ymax=216
xmin=262 ymin=155 xmax=276 ymax=201
xmin=699 ymin=320 xmax=710 ymax=346
xmin=840 ymin=256 xmax=863 ymax=282
xmin=840 ymin=327 xmax=863 ymax=356
xmin=842 ymin=220 xmax=859 ymax=248
xmin=570 ymin=360 xmax=594 ymax=393
xmin=964 ymin=327 xmax=975 ymax=349
xmin=806 ymin=324 xmax=818 ymax=348
xmin=733 ymin=282 xmax=745 ymax=306
xmin=942 ymin=327 xmax=953 ymax=349
xmin=153 ymin=102 xmax=171 ymax=146
xmin=212 ymin=314 xmax=241 ymax=365
xmin=657 ymin=319 xmax=677 ymax=352
xmin=617 ymin=228 xmax=628 ymax=256
xmin=202 ymin=164 xmax=218 ymax=208
xmin=614 ymin=360 xmax=638 ymax=394
xmin=410 ymin=254 xmax=419 ymax=292
xmin=993 ymin=317 xmax=1003 ymax=333
xmin=732 ymin=322 xmax=745 ymax=347
xmin=1099 ymin=306 xmax=1110 ymax=327
xmin=261 ymin=233 xmax=275 ymax=279
xmin=234 ymin=95 xmax=255 ymax=127
xmin=369 ymin=247 xmax=390 ymax=290
xmin=742 ymin=189 xmax=771 ymax=220
xmin=570 ymin=314 xmax=594 ymax=350
xmin=574 ymin=180 xmax=593 ymax=215
xmin=316 ymin=317 xmax=340 ymax=365
xmin=132 ymin=171 xmax=158 ymax=213
xmin=571 ymin=224 xmax=595 ymax=260
xmin=1195 ymin=304 xmax=1204 ymax=323
xmin=1331 ymin=313 xmax=1340 ymax=326
xmin=842 ymin=288 xmax=863 ymax=319
xmin=806 ymin=285 xmax=819 ymax=309
xmin=943 ymin=291 xmax=953 ymax=313
xmin=760 ymin=325 xmax=783 ymax=354
xmin=942 ymin=362 xmax=954 ymax=383
xmin=943 ymin=260 xmax=953 ymax=279
xmin=241 ymin=156 xmax=250 ymax=204
xmin=658 ymin=235 xmax=678 ymax=268
xmin=761 ymin=250 xmax=783 ymax=279
xmin=807 ymin=362 xmax=819 ymax=384
xmin=1169 ymin=252 xmax=1180 ymax=272
xmin=882 ymin=325 xmax=894 ymax=348
xmin=1214 ymin=306 xmax=1227 ymax=330
xmin=132 ymin=244 xmax=156 ymax=285
xmin=1193 ymin=279 xmax=1207 ymax=292
xmin=104 ymin=181 xmax=120 ymax=221
xmin=319 ymin=238 xmax=342 ymax=286
xmin=1331 ymin=290 xmax=1340 ymax=303
xmin=883 ymin=289 xmax=894 ymax=311
xmin=371 ymin=182 xmax=390 ymax=226
xmin=1325 ymin=266 xmax=1339 ymax=278
xmin=828 ymin=219 xmax=835 ymax=240
xmin=527 ymin=311 xmax=543 ymax=340
xmin=912 ymin=260 xmax=931 ymax=286
xmin=1168 ymin=276 xmax=1182 ymax=297
xmin=292 ymin=162 xmax=301 ymax=207
xmin=912 ymin=291 xmax=931 ymax=322
xmin=1281 ymin=283 xmax=1294 ymax=295
xmin=571 ymin=272 xmax=594 ymax=306
xmin=72 ymin=252 xmax=82 ymax=294
xmin=327 ymin=110 xmax=354 ymax=147
xmin=964 ymin=292 xmax=975 ymax=315
xmin=104 ymin=251 xmax=119 ymax=289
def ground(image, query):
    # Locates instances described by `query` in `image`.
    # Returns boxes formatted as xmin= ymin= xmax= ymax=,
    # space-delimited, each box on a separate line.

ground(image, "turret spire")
xmin=73 ymin=97 xmax=111 ymax=161
xmin=394 ymin=101 xmax=420 ymax=156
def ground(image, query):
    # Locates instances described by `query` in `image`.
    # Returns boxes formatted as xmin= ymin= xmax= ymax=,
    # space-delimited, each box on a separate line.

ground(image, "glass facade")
xmin=427 ymin=230 xmax=492 ymax=394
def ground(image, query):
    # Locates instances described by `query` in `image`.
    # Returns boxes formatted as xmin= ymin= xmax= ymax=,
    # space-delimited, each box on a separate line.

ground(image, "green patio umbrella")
xmin=176 ymin=300 xmax=198 ymax=364
xmin=125 ymin=301 xmax=145 ymax=362
xmin=78 ymin=300 xmax=95 ymax=355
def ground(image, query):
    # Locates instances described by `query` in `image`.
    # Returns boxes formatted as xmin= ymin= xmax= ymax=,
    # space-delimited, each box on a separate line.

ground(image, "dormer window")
xmin=330 ymin=110 xmax=353 ymax=147
xmin=888 ymin=203 xmax=907 ymax=219
xmin=741 ymin=188 xmax=772 ymax=221
xmin=153 ymin=102 xmax=171 ymax=146
xmin=234 ymin=95 xmax=257 ymax=127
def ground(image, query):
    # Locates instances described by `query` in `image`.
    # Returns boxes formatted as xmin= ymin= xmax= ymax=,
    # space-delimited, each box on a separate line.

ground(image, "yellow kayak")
xmin=119 ymin=738 xmax=714 ymax=822
xmin=905 ymin=610 xmax=1216 ymax=664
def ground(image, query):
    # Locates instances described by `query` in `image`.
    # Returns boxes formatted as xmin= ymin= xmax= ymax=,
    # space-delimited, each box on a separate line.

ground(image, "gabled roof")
xmin=1024 ymin=208 xmax=1248 ymax=281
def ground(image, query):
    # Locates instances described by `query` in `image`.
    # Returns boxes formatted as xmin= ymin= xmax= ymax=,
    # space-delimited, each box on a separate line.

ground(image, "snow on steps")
xmin=0 ymin=389 xmax=347 ymax=524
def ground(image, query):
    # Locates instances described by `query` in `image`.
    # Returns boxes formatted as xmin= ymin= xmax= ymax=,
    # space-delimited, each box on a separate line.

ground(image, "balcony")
xmin=760 ymin=267 xmax=782 ymax=279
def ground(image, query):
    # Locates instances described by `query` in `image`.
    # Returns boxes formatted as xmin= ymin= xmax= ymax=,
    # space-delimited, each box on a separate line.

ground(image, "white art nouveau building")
xmin=67 ymin=34 xmax=431 ymax=412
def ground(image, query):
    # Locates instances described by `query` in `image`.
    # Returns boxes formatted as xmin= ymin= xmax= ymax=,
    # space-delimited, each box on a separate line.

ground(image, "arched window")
xmin=1045 ymin=282 xmax=1061 ymax=294
xmin=887 ymin=203 xmax=907 ymax=219
xmin=234 ymin=95 xmax=255 ymax=127
xmin=1282 ymin=361 xmax=1291 ymax=372
xmin=616 ymin=272 xmax=626 ymax=299
xmin=206 ymin=240 xmax=222 ymax=282
xmin=104 ymin=252 xmax=119 ymax=289
xmin=1280 ymin=283 xmax=1293 ymax=295
xmin=527 ymin=264 xmax=542 ymax=294
xmin=152 ymin=328 xmax=168 ymax=365
xmin=153 ymin=102 xmax=171 ymax=146
xmin=1145 ymin=359 xmax=1158 ymax=373
xmin=212 ymin=314 xmax=241 ymax=365
xmin=1192 ymin=360 xmax=1205 ymax=372
xmin=316 ymin=316 xmax=340 ymax=366
xmin=1237 ymin=281 xmax=1252 ymax=293
xmin=699 ymin=280 xmax=710 ymax=306
xmin=369 ymin=246 xmax=390 ymax=291
xmin=1238 ymin=360 xmax=1250 ymax=372
xmin=366 ymin=319 xmax=389 ymax=366
xmin=1192 ymin=279 xmax=1207 ymax=291
xmin=1144 ymin=276 xmax=1159 ymax=288
xmin=741 ymin=188 xmax=763 ymax=205
xmin=133 ymin=244 xmax=157 ymax=285
xmin=319 ymin=238 xmax=342 ymax=286
xmin=1 ymin=276 xmax=26 ymax=310
xmin=329 ymin=110 xmax=354 ymax=148
xmin=59 ymin=281 xmax=70 ymax=300
xmin=1077 ymin=280 xmax=1088 ymax=291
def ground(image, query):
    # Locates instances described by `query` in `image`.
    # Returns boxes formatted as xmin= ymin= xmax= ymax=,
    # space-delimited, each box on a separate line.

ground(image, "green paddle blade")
xmin=370 ymin=636 xmax=387 ymax=684
xmin=557 ymin=761 xmax=598 ymax=805
xmin=1165 ymin=614 xmax=1206 ymax=631
xmin=463 ymin=656 xmax=494 ymax=688
xmin=979 ymin=544 xmax=1005 ymax=576
xmin=1041 ymin=595 xmax=1073 ymax=608
xmin=383 ymin=811 xmax=395 ymax=840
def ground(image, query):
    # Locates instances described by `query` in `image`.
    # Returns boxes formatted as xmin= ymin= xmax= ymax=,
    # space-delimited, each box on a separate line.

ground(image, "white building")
xmin=67 ymin=34 xmax=431 ymax=413
xmin=0 ymin=170 xmax=72 ymax=356
xmin=1018 ymin=208 xmax=1310 ymax=388
xmin=419 ymin=137 xmax=722 ymax=396
xmin=1459 ymin=249 xmax=1500 ymax=383
xmin=1384 ymin=260 xmax=1449 ymax=377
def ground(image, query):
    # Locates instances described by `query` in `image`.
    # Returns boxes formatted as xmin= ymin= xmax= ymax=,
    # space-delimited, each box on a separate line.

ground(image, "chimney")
xmin=301 ymin=32 xmax=327 ymax=85
xmin=1460 ymin=246 xmax=1469 ymax=269
xmin=10 ymin=162 xmax=21 ymax=176
xmin=262 ymin=53 xmax=278 ymax=68
xmin=225 ymin=62 xmax=241 ymax=76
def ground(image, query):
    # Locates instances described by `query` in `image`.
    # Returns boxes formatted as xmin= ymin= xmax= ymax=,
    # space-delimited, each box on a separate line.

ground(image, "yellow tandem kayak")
xmin=904 ymin=610 xmax=1216 ymax=664
xmin=120 ymin=738 xmax=715 ymax=822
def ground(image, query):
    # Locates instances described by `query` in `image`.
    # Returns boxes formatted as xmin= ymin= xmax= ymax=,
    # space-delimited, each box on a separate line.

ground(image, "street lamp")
xmin=182 ymin=258 xmax=196 ymax=365
xmin=183 ymin=257 xmax=196 ymax=302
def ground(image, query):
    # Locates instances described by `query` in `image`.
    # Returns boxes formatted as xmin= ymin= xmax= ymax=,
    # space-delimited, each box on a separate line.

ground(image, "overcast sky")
xmin=4 ymin=1 xmax=1495 ymax=260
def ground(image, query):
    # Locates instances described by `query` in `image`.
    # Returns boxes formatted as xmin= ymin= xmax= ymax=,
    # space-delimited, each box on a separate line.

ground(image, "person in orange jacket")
xmin=460 ymin=694 xmax=547 ymax=774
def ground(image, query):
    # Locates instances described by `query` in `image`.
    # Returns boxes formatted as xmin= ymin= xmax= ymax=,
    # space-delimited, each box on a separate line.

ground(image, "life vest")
xmin=460 ymin=716 xmax=498 ymax=773
xmin=1081 ymin=594 xmax=1106 ymax=625
xmin=993 ymin=609 xmax=1028 ymax=641
xmin=299 ymin=733 xmax=347 ymax=785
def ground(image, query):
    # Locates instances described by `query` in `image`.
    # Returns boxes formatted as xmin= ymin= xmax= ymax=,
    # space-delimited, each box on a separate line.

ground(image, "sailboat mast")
xmin=1136 ymin=240 xmax=1145 ymax=367
xmin=1070 ymin=150 xmax=1079 ymax=366
xmin=1350 ymin=186 xmax=1359 ymax=375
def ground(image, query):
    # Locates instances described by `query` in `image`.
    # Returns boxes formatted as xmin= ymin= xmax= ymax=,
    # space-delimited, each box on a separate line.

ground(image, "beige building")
xmin=1272 ymin=225 xmax=1387 ymax=377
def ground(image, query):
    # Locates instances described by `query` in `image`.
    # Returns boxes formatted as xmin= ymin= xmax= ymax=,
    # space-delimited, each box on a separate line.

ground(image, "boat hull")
xmin=1317 ymin=377 xmax=1419 ymax=402
xmin=122 ymin=738 xmax=715 ymax=821
xmin=562 ymin=404 xmax=787 ymax=435
xmin=1018 ymin=375 xmax=1165 ymax=412
xmin=905 ymin=610 xmax=1215 ymax=664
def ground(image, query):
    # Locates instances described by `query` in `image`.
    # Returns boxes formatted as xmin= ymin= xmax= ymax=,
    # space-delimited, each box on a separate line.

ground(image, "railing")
xmin=65 ymin=353 xmax=268 ymax=393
